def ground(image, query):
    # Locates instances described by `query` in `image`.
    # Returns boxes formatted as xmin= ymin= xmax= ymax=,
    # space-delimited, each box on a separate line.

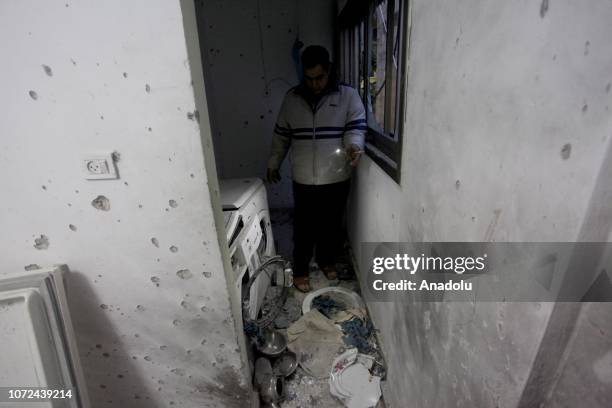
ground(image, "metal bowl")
xmin=272 ymin=350 xmax=298 ymax=377
xmin=260 ymin=374 xmax=285 ymax=404
xmin=256 ymin=328 xmax=287 ymax=357
xmin=254 ymin=357 xmax=285 ymax=404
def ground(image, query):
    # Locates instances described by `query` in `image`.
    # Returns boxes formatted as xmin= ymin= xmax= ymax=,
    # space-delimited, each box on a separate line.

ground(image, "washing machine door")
xmin=0 ymin=266 xmax=89 ymax=407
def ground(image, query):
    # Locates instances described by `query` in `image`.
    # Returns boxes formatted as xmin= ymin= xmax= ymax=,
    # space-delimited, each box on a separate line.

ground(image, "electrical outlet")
xmin=84 ymin=153 xmax=119 ymax=180
xmin=86 ymin=159 xmax=109 ymax=174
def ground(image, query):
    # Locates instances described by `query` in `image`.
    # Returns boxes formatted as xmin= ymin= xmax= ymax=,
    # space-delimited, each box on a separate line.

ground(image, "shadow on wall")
xmin=67 ymin=269 xmax=251 ymax=407
xmin=518 ymin=137 xmax=612 ymax=407
xmin=66 ymin=271 xmax=165 ymax=408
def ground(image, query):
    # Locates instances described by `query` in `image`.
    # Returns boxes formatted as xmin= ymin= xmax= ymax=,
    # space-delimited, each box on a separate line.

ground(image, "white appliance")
xmin=0 ymin=265 xmax=90 ymax=408
xmin=219 ymin=178 xmax=275 ymax=320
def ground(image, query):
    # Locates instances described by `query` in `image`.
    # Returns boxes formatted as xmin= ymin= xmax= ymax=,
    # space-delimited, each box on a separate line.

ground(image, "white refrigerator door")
xmin=0 ymin=266 xmax=90 ymax=407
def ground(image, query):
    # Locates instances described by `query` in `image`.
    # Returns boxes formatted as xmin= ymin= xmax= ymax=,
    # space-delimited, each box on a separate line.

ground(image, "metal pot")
xmin=259 ymin=373 xmax=285 ymax=404
xmin=272 ymin=350 xmax=298 ymax=377
xmin=255 ymin=327 xmax=287 ymax=357
xmin=254 ymin=357 xmax=285 ymax=404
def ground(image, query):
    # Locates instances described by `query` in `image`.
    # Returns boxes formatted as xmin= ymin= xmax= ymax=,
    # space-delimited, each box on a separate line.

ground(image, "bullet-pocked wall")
xmin=194 ymin=0 xmax=335 ymax=209
xmin=348 ymin=0 xmax=612 ymax=406
xmin=0 ymin=1 xmax=250 ymax=407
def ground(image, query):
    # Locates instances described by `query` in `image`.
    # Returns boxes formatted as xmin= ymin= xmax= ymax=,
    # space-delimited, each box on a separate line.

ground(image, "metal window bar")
xmin=383 ymin=0 xmax=395 ymax=134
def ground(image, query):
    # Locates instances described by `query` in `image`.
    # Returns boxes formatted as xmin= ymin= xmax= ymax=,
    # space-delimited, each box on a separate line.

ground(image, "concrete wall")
xmin=0 ymin=1 xmax=250 ymax=407
xmin=195 ymin=0 xmax=335 ymax=209
xmin=348 ymin=0 xmax=612 ymax=406
xmin=545 ymin=302 xmax=612 ymax=407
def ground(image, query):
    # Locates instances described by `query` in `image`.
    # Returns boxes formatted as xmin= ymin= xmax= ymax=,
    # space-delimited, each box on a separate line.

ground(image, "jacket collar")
xmin=293 ymin=78 xmax=340 ymax=103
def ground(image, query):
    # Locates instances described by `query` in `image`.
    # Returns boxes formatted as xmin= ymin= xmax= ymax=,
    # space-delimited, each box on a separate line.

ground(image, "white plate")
xmin=328 ymin=348 xmax=381 ymax=408
xmin=341 ymin=364 xmax=381 ymax=408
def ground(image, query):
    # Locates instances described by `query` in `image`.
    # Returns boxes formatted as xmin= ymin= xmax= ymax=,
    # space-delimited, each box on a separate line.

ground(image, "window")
xmin=338 ymin=0 xmax=410 ymax=182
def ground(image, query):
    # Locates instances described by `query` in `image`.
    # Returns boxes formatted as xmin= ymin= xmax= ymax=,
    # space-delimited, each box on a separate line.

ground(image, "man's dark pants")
xmin=292 ymin=180 xmax=351 ymax=277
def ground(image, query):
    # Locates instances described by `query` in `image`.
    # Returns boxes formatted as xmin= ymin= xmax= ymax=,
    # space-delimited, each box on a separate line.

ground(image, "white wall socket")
xmin=84 ymin=153 xmax=118 ymax=180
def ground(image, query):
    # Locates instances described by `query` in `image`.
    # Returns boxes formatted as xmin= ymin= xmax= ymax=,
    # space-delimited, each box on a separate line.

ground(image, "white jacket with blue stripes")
xmin=267 ymin=82 xmax=366 ymax=185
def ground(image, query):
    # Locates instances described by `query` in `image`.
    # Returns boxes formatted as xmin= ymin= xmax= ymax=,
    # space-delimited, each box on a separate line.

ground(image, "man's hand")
xmin=346 ymin=144 xmax=363 ymax=167
xmin=266 ymin=168 xmax=281 ymax=183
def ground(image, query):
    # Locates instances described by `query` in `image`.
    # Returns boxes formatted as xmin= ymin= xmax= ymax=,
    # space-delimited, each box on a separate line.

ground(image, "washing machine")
xmin=219 ymin=178 xmax=275 ymax=320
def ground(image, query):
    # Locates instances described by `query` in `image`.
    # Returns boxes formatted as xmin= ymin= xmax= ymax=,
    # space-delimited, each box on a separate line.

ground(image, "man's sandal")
xmin=321 ymin=266 xmax=338 ymax=280
xmin=293 ymin=276 xmax=311 ymax=293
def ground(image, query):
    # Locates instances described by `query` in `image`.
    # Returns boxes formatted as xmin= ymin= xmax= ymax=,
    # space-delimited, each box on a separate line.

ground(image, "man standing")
xmin=267 ymin=45 xmax=366 ymax=292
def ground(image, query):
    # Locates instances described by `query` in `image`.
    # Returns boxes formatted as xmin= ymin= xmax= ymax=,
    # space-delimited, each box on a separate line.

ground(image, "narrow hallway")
xmin=0 ymin=1 xmax=611 ymax=407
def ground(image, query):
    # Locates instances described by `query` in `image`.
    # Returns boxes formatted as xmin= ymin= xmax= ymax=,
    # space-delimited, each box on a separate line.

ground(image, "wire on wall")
xmin=255 ymin=0 xmax=270 ymax=96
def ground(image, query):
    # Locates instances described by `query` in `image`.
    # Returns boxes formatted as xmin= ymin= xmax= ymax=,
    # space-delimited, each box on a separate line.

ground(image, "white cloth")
xmin=287 ymin=309 xmax=346 ymax=378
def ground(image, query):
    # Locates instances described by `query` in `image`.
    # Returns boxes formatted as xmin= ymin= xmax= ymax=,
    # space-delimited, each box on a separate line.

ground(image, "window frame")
xmin=338 ymin=0 xmax=411 ymax=183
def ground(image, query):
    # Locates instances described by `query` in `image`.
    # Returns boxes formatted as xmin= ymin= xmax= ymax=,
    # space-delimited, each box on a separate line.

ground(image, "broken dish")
xmin=329 ymin=348 xmax=381 ymax=408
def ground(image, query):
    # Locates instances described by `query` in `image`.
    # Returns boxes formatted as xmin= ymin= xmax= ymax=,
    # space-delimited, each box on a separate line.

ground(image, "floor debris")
xmin=302 ymin=286 xmax=366 ymax=316
xmin=340 ymin=317 xmax=375 ymax=354
xmin=249 ymin=263 xmax=385 ymax=407
xmin=287 ymin=309 xmax=345 ymax=379
xmin=282 ymin=367 xmax=344 ymax=408
xmin=274 ymin=295 xmax=302 ymax=329
xmin=312 ymin=295 xmax=346 ymax=318
xmin=329 ymin=349 xmax=382 ymax=408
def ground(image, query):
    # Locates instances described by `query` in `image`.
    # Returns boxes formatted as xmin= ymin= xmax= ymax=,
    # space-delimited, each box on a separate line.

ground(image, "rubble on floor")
xmin=330 ymin=349 xmax=382 ymax=407
xmin=340 ymin=316 xmax=375 ymax=354
xmin=249 ymin=263 xmax=385 ymax=408
xmin=283 ymin=367 xmax=344 ymax=408
xmin=287 ymin=309 xmax=346 ymax=378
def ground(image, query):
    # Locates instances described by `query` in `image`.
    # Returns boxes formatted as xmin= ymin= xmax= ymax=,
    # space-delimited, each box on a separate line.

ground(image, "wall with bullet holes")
xmin=348 ymin=1 xmax=612 ymax=407
xmin=0 ymin=1 xmax=251 ymax=407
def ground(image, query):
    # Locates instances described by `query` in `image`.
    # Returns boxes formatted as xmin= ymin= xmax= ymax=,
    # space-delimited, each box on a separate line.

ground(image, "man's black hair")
xmin=301 ymin=45 xmax=330 ymax=71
